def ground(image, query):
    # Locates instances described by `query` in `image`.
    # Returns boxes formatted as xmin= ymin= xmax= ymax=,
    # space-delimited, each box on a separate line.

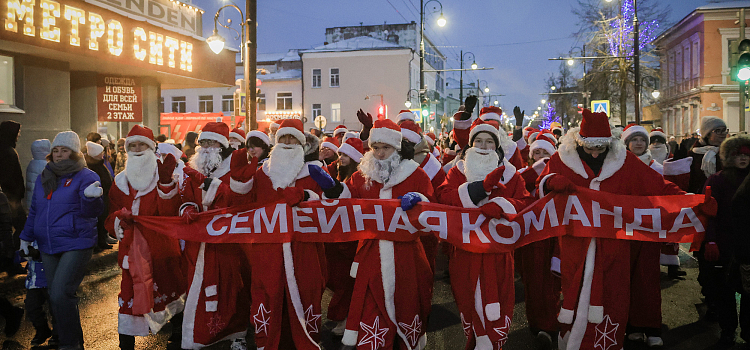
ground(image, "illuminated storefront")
xmin=0 ymin=0 xmax=234 ymax=168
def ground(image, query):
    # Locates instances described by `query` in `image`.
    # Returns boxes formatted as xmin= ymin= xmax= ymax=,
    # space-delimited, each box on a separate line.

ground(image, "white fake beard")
xmin=464 ymin=147 xmax=500 ymax=183
xmin=266 ymin=144 xmax=305 ymax=190
xmin=189 ymin=146 xmax=224 ymax=177
xmin=358 ymin=151 xmax=402 ymax=186
xmin=649 ymin=143 xmax=669 ymax=164
xmin=125 ymin=150 xmax=157 ymax=191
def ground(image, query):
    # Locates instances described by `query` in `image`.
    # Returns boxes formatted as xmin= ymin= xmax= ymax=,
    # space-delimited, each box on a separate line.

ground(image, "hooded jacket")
xmin=0 ymin=121 xmax=24 ymax=205
xmin=25 ymin=139 xmax=51 ymax=210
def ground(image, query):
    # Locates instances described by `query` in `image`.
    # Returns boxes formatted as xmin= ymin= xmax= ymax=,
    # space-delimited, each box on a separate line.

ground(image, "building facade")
xmin=653 ymin=2 xmax=750 ymax=138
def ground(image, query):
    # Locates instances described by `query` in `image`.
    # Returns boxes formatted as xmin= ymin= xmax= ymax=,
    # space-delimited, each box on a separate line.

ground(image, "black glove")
xmin=463 ymin=95 xmax=478 ymax=120
xmin=357 ymin=108 xmax=373 ymax=140
xmin=467 ymin=181 xmax=489 ymax=205
xmin=513 ymin=106 xmax=525 ymax=127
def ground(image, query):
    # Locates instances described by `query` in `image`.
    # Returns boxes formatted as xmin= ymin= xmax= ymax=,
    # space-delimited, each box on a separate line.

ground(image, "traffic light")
xmin=738 ymin=39 xmax=750 ymax=81
xmin=421 ymin=103 xmax=429 ymax=117
xmin=377 ymin=105 xmax=384 ymax=120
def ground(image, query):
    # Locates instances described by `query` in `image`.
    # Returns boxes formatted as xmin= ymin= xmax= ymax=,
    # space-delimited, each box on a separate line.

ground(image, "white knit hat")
xmin=85 ymin=141 xmax=104 ymax=157
xmin=52 ymin=131 xmax=81 ymax=153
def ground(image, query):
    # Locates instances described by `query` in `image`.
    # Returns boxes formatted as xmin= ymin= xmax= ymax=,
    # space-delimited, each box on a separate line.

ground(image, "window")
xmin=221 ymin=95 xmax=234 ymax=113
xmin=199 ymin=95 xmax=214 ymax=113
xmin=330 ymin=68 xmax=340 ymax=87
xmin=172 ymin=96 xmax=186 ymax=113
xmin=159 ymin=97 xmax=164 ymax=113
xmin=276 ymin=92 xmax=292 ymax=110
xmin=312 ymin=104 xmax=321 ymax=119
xmin=0 ymin=55 xmax=14 ymax=107
xmin=331 ymin=103 xmax=341 ymax=122
xmin=312 ymin=69 xmax=321 ymax=88
xmin=258 ymin=94 xmax=266 ymax=111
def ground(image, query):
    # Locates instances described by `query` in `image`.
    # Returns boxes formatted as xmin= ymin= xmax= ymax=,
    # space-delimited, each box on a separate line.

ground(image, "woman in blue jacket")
xmin=20 ymin=131 xmax=103 ymax=350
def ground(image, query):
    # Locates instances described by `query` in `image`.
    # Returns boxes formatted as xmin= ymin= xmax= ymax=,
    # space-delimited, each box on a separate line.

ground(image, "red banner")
xmin=135 ymin=188 xmax=711 ymax=254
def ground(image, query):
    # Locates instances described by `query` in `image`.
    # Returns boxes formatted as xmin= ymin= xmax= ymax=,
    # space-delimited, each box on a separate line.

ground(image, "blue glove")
xmin=308 ymin=164 xmax=336 ymax=190
xmin=399 ymin=192 xmax=423 ymax=211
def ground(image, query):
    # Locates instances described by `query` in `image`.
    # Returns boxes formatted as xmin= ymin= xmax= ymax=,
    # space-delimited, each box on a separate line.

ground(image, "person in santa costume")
xmin=229 ymin=128 xmax=246 ymax=150
xmin=104 ymin=125 xmax=186 ymax=350
xmin=334 ymin=124 xmax=349 ymax=144
xmin=229 ymin=118 xmax=327 ymax=350
xmin=537 ymin=109 xmax=685 ymax=350
xmin=324 ymin=136 xmax=365 ymax=336
xmin=320 ymin=136 xmax=340 ymax=175
xmin=169 ymin=122 xmax=252 ymax=349
xmin=423 ymin=132 xmax=440 ymax=160
xmin=245 ymin=130 xmax=272 ymax=167
xmin=435 ymin=118 xmax=532 ymax=350
xmin=308 ymin=119 xmax=434 ymax=350
xmin=450 ymin=106 xmax=526 ymax=171
xmin=648 ymin=128 xmax=670 ymax=165
xmin=621 ymin=124 xmax=663 ymax=174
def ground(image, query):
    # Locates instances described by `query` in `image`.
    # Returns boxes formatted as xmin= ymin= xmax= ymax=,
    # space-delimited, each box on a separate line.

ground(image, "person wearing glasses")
xmin=688 ymin=116 xmax=728 ymax=194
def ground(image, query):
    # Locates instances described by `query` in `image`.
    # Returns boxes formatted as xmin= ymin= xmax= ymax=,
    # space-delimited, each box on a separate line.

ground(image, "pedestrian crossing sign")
xmin=591 ymin=100 xmax=610 ymax=115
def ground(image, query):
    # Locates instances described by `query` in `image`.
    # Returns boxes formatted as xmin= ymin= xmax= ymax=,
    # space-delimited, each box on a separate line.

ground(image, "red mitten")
xmin=695 ymin=187 xmax=718 ymax=217
xmin=480 ymin=201 xmax=508 ymax=219
xmin=546 ymin=174 xmax=576 ymax=193
xmin=181 ymin=205 xmax=199 ymax=224
xmin=157 ymin=153 xmax=177 ymax=184
xmin=704 ymin=242 xmax=720 ymax=262
xmin=279 ymin=187 xmax=304 ymax=207
xmin=116 ymin=208 xmax=134 ymax=231
xmin=231 ymin=148 xmax=258 ymax=182
xmin=483 ymin=167 xmax=507 ymax=192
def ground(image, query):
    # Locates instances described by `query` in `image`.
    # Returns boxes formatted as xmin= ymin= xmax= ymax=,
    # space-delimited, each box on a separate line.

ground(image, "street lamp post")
xmin=459 ymin=50 xmax=476 ymax=102
xmin=420 ymin=0 xmax=445 ymax=101
xmin=404 ymin=88 xmax=420 ymax=109
xmin=207 ymin=0 xmax=257 ymax=131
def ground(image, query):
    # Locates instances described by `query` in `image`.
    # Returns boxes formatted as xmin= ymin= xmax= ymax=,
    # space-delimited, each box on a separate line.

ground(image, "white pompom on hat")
xmin=52 ymin=131 xmax=81 ymax=153
xmin=368 ymin=119 xmax=402 ymax=150
xmin=85 ymin=141 xmax=104 ymax=157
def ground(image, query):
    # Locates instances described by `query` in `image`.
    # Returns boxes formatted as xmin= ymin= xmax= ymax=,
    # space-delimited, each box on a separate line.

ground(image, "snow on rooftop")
xmin=301 ymin=36 xmax=404 ymax=53
xmin=236 ymin=69 xmax=301 ymax=82
xmin=697 ymin=1 xmax=750 ymax=10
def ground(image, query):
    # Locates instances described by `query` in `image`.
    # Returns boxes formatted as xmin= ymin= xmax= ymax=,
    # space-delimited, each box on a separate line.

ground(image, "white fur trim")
xmin=421 ymin=155 xmax=441 ymax=180
xmin=282 ymin=242 xmax=322 ymax=348
xmin=342 ymin=329 xmax=359 ymax=346
xmin=475 ymin=334 xmax=493 ymax=350
xmin=485 ymin=302 xmax=501 ymax=322
xmin=588 ymin=305 xmax=604 ymax=323
xmin=204 ymin=285 xmax=217 ymax=297
xmin=230 ymin=177 xmax=254 ymax=194
xmin=457 ymin=182 xmax=481 ymax=208
xmin=401 ymin=128 xmax=422 ymax=144
xmin=118 ymin=313 xmax=150 ymax=336
xmin=559 ymin=128 xmax=626 ymax=183
xmin=396 ymin=111 xmax=415 ymax=123
xmin=201 ymin=178 xmax=222 ymax=211
xmin=182 ymin=242 xmax=206 ymax=348
xmin=349 ymin=262 xmax=359 ymax=278
xmin=247 ymin=130 xmax=271 ymax=146
xmin=516 ymin=137 xmax=528 ymax=150
xmin=532 ymin=158 xmax=549 ymax=175
xmin=304 ymin=189 xmax=320 ymax=201
xmin=574 ymin=133 xmax=613 ymax=148
xmin=276 ymin=127 xmax=306 ymax=145
xmin=453 ymin=117 xmax=474 ymax=130
xmin=566 ymin=239 xmax=597 ymax=350
xmin=530 ymin=140 xmax=557 ymax=157
xmin=229 ymin=132 xmax=245 ymax=142
xmin=480 ymin=112 xmax=502 ymax=123
xmin=662 ymin=157 xmax=693 ymax=176
xmin=538 ymin=173 xmax=555 ymax=198
xmin=660 ymin=253 xmax=680 ymax=266
xmin=125 ymin=135 xmax=156 ymax=150
xmin=621 ymin=125 xmax=648 ymax=144
xmin=474 ymin=277 xmax=485 ymax=327
xmin=650 ymin=160 xmax=664 ymax=175
xmin=369 ymin=127 xmax=402 ymax=150
xmin=650 ymin=130 xmax=667 ymax=140
xmin=378 ymin=240 xmax=413 ymax=347
xmin=338 ymin=143 xmax=363 ymax=163
xmin=321 ymin=141 xmax=339 ymax=153
xmin=333 ymin=128 xmax=348 ymax=136
xmin=198 ymin=131 xmax=229 ymax=148
xmin=114 ymin=217 xmax=124 ymax=240
xmin=121 ymin=255 xmax=130 ymax=269
xmin=424 ymin=135 xmax=434 ymax=146
xmin=144 ymin=295 xmax=185 ymax=334
xmin=551 ymin=257 xmax=561 ymax=274
xmin=296 ymin=161 xmax=324 ymax=180
xmin=558 ymin=308 xmax=574 ymax=324
xmin=488 ymin=197 xmax=518 ymax=215
xmin=469 ymin=124 xmax=500 ymax=144
xmin=158 ymin=181 xmax=178 ymax=199
xmin=205 ymin=301 xmax=218 ymax=312
xmin=382 ymin=160 xmax=420 ymax=191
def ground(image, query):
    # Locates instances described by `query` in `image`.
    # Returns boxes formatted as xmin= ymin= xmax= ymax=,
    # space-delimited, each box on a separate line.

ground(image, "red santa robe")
xmin=537 ymin=131 xmax=684 ymax=350
xmin=418 ymin=153 xmax=446 ymax=273
xmin=176 ymin=154 xmax=253 ymax=349
xmin=436 ymin=158 xmax=530 ymax=349
xmin=105 ymin=167 xmax=186 ymax=336
xmin=232 ymin=160 xmax=327 ymax=350
xmin=516 ymin=158 xmax=562 ymax=335
xmin=335 ymin=160 xmax=434 ymax=350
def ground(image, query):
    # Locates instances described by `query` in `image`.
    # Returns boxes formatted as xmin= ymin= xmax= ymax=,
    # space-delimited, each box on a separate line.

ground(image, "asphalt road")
xmin=0 ymin=243 xmax=742 ymax=350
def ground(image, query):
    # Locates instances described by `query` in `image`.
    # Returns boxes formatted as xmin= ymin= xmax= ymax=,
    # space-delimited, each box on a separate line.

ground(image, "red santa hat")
xmin=468 ymin=118 xmax=501 ymax=145
xmin=479 ymin=106 xmax=503 ymax=123
xmin=333 ymin=125 xmax=348 ymax=137
xmin=247 ymin=130 xmax=271 ymax=147
xmin=399 ymin=119 xmax=423 ymax=144
xmin=275 ymin=119 xmax=306 ymax=145
xmin=649 ymin=127 xmax=667 ymax=141
xmin=621 ymin=124 xmax=649 ymax=145
xmin=342 ymin=131 xmax=359 ymax=143
xmin=198 ymin=122 xmax=230 ymax=148
xmin=424 ymin=132 xmax=436 ymax=146
xmin=270 ymin=122 xmax=280 ymax=129
xmin=575 ymin=109 xmax=613 ymax=147
xmin=396 ymin=109 xmax=416 ymax=124
xmin=229 ymin=128 xmax=246 ymax=142
xmin=338 ymin=137 xmax=364 ymax=163
xmin=85 ymin=141 xmax=104 ymax=157
xmin=536 ymin=130 xmax=557 ymax=146
xmin=321 ymin=136 xmax=340 ymax=153
xmin=125 ymin=125 xmax=156 ymax=150
xmin=529 ymin=138 xmax=557 ymax=156
xmin=369 ymin=119 xmax=402 ymax=150
xmin=523 ymin=127 xmax=539 ymax=140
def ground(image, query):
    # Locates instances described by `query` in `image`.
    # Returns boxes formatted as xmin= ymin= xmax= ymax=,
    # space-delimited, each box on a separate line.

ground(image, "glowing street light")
xmin=541 ymin=99 xmax=546 ymax=104
xmin=206 ymin=30 xmax=225 ymax=55
xmin=437 ymin=13 xmax=446 ymax=27
xmin=567 ymin=59 xmax=574 ymax=66
xmin=404 ymin=100 xmax=412 ymax=108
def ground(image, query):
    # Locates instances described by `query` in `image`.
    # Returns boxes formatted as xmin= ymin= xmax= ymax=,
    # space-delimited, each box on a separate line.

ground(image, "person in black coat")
xmin=0 ymin=121 xmax=25 ymax=247
xmin=84 ymin=142 xmax=114 ymax=251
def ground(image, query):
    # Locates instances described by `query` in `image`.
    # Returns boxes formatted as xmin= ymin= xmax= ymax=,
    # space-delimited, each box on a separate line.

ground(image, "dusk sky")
xmin=194 ymin=0 xmax=712 ymax=115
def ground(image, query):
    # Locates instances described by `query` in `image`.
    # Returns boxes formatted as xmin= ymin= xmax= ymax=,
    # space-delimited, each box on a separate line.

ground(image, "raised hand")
xmin=157 ymin=153 xmax=177 ymax=184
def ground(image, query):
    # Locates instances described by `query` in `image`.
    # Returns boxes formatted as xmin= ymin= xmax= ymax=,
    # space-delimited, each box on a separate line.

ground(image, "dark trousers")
xmin=41 ymin=249 xmax=92 ymax=348
xmin=25 ymin=288 xmax=56 ymax=335
xmin=0 ymin=297 xmax=18 ymax=321
xmin=702 ymin=260 xmax=750 ymax=340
